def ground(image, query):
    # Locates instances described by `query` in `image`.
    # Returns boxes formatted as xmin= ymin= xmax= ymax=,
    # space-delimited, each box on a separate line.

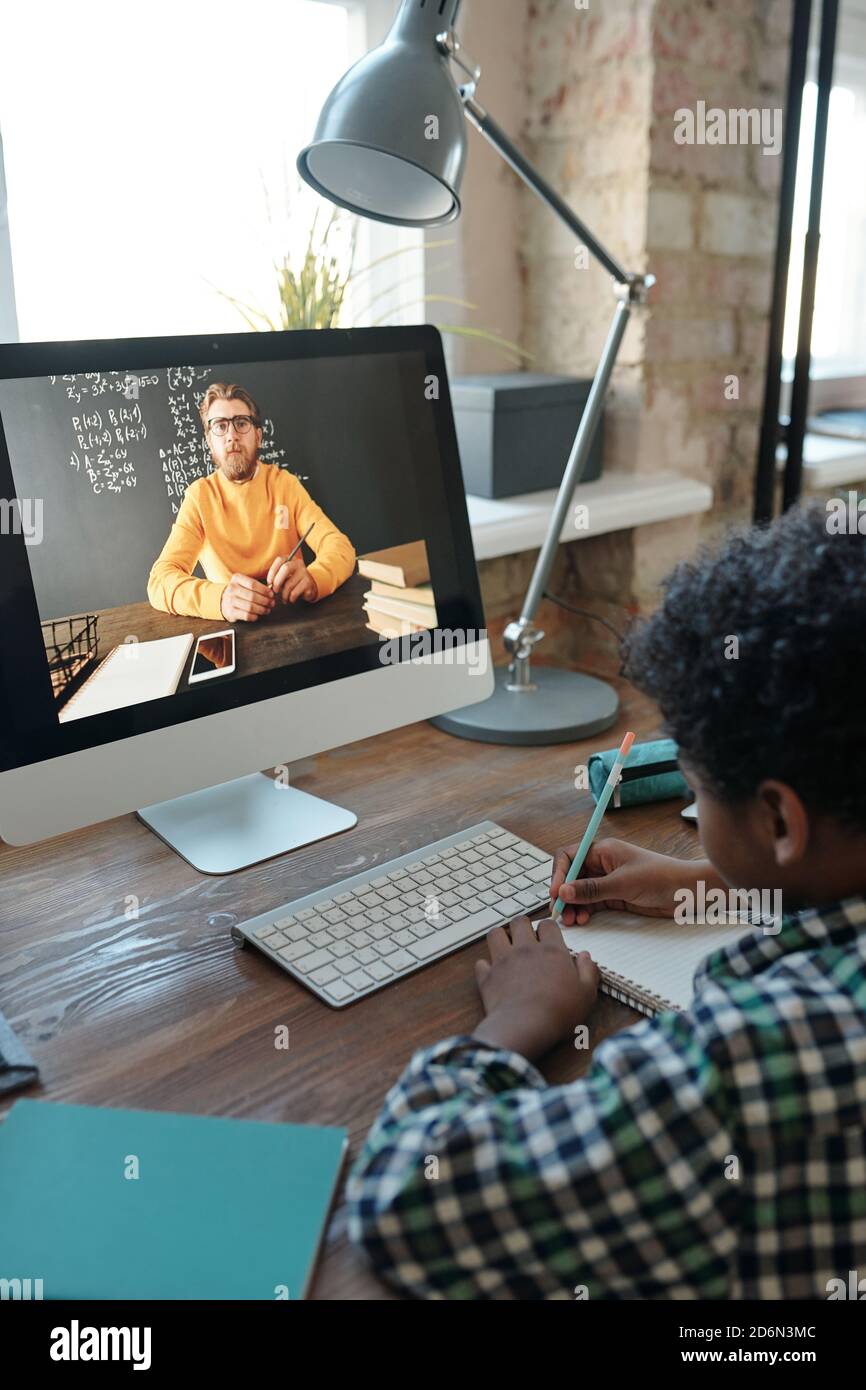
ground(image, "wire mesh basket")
xmin=41 ymin=614 xmax=99 ymax=704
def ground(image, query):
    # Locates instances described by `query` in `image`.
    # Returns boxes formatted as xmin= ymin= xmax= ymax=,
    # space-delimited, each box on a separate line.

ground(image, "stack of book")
xmin=358 ymin=542 xmax=438 ymax=638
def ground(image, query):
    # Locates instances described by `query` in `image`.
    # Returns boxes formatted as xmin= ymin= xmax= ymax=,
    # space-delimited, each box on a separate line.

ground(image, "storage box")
xmin=450 ymin=373 xmax=604 ymax=499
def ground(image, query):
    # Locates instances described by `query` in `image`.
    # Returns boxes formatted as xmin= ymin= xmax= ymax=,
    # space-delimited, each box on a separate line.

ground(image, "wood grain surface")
xmin=0 ymin=673 xmax=704 ymax=1299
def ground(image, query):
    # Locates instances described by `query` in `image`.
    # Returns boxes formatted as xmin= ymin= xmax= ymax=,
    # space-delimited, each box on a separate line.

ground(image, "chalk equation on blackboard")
xmin=48 ymin=366 xmax=292 ymax=511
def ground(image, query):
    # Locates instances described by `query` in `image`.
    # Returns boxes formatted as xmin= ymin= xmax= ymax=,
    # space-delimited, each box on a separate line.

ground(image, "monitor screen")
xmin=0 ymin=328 xmax=484 ymax=773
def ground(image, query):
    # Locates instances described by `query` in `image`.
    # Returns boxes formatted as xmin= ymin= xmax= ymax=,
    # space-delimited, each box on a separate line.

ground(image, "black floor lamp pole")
xmin=783 ymin=0 xmax=839 ymax=512
xmin=754 ymin=0 xmax=813 ymax=524
xmin=755 ymin=0 xmax=841 ymax=522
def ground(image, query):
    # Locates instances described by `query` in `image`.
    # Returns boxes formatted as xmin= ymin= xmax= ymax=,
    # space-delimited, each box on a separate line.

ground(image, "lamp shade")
xmin=298 ymin=0 xmax=468 ymax=227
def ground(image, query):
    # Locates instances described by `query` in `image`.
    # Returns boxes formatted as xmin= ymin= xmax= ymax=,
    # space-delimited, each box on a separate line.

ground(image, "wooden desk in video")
xmin=92 ymin=571 xmax=378 ymax=685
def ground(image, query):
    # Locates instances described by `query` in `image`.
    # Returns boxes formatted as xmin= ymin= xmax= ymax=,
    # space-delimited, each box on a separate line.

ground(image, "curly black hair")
xmin=621 ymin=500 xmax=866 ymax=831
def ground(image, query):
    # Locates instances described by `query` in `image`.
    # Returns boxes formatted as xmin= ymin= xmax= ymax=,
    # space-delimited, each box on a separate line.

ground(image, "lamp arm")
xmin=439 ymin=74 xmax=654 ymax=687
xmin=461 ymin=93 xmax=630 ymax=284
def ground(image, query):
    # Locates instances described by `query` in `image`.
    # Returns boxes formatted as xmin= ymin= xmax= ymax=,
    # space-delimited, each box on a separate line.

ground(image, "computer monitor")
xmin=0 ymin=326 xmax=492 ymax=872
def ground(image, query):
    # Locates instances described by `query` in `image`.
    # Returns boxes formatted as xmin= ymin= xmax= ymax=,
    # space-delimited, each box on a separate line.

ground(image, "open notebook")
xmin=560 ymin=912 xmax=748 ymax=1015
xmin=59 ymin=633 xmax=193 ymax=722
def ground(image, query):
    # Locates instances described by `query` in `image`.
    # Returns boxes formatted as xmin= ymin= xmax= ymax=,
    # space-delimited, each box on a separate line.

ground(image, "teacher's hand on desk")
xmin=220 ymin=574 xmax=276 ymax=623
xmin=267 ymin=553 xmax=319 ymax=605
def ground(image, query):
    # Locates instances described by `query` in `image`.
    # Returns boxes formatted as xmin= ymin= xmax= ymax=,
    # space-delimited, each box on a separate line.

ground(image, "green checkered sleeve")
xmin=346 ymin=1012 xmax=739 ymax=1300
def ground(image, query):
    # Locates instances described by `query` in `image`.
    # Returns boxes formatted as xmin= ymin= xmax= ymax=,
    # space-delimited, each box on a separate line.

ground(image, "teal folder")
xmin=0 ymin=1099 xmax=347 ymax=1300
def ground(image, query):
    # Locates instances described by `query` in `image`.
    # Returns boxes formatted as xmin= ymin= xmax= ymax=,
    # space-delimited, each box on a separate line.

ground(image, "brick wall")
xmin=469 ymin=0 xmax=793 ymax=675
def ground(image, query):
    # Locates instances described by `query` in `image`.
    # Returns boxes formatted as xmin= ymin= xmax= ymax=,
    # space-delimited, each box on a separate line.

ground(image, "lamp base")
xmin=430 ymin=664 xmax=619 ymax=746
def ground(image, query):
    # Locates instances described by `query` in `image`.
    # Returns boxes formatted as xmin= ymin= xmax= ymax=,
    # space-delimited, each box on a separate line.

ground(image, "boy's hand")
xmin=472 ymin=916 xmax=599 ymax=1062
xmin=550 ymin=838 xmax=721 ymax=926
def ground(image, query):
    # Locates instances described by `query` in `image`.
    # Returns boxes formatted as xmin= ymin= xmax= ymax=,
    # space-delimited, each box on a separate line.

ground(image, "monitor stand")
xmin=137 ymin=772 xmax=357 ymax=875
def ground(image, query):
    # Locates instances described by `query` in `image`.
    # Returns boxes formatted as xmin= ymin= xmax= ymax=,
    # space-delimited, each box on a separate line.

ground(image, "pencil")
xmin=268 ymin=524 xmax=315 ymax=591
xmin=550 ymin=731 xmax=636 ymax=920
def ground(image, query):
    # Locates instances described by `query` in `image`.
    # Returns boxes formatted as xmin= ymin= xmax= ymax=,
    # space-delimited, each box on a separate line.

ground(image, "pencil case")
xmin=587 ymin=737 xmax=688 ymax=808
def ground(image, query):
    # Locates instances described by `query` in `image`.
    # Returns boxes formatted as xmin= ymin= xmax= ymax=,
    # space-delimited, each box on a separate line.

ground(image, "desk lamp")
xmin=299 ymin=0 xmax=653 ymax=744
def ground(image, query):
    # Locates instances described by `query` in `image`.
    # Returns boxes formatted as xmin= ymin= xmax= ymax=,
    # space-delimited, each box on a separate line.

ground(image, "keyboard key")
xmin=329 ymin=922 xmax=353 ymax=941
xmin=349 ymin=930 xmax=372 ymax=948
xmin=344 ymin=900 xmax=365 ymax=917
xmin=445 ymin=906 xmax=465 ymax=922
xmin=392 ymin=929 xmax=416 ymax=947
xmin=367 ymin=906 xmax=389 ymax=924
xmin=316 ymin=899 xmax=335 ymax=914
xmin=518 ymin=888 xmax=544 ymax=908
xmin=310 ymin=963 xmax=339 ymax=987
xmin=367 ymin=960 xmax=393 ymax=981
xmin=272 ymin=915 xmax=297 ymax=930
xmin=285 ymin=924 xmax=307 ymax=942
xmin=496 ymin=898 xmax=523 ymax=918
xmin=360 ymin=892 xmax=383 ymax=909
xmin=387 ymin=867 xmax=410 ymax=881
xmin=346 ymin=969 xmax=374 ymax=990
xmin=382 ymin=949 xmax=415 ymax=972
xmin=309 ymin=930 xmax=334 ymax=949
xmin=354 ymin=946 xmax=378 ymax=966
xmin=295 ymin=948 xmax=336 ymax=975
xmin=351 ymin=912 xmax=371 ymax=931
xmin=334 ymin=892 xmax=353 ymax=904
xmin=407 ymin=907 xmax=501 ymax=960
xmin=378 ymin=884 xmax=400 ymax=901
xmin=268 ymin=931 xmax=289 ymax=949
xmin=278 ymin=940 xmax=313 ymax=963
xmin=367 ymin=923 xmax=390 ymax=941
xmin=295 ymin=907 xmax=317 ymax=921
xmin=252 ymin=925 xmax=277 ymax=940
xmin=324 ymin=978 xmax=354 ymax=1002
xmin=330 ymin=940 xmax=354 ymax=958
xmin=370 ymin=876 xmax=390 ymax=889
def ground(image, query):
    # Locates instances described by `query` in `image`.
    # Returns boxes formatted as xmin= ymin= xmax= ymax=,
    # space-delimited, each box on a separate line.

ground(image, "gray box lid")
xmin=451 ymin=373 xmax=593 ymax=412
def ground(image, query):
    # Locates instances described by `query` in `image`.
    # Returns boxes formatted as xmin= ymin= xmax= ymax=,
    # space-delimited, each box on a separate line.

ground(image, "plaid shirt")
xmin=346 ymin=896 xmax=866 ymax=1299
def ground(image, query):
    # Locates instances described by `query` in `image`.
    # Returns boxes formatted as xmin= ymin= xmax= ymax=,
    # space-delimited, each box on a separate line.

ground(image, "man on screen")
xmin=147 ymin=383 xmax=356 ymax=622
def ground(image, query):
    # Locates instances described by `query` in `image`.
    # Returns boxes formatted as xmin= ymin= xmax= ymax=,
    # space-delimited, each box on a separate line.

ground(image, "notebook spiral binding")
xmin=598 ymin=966 xmax=679 ymax=1018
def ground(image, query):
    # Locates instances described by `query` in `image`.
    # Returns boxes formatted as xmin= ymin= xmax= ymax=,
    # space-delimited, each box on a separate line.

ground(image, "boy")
xmin=346 ymin=502 xmax=866 ymax=1299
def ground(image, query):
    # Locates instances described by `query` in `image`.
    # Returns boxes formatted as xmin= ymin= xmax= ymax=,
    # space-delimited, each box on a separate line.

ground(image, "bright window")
xmin=784 ymin=61 xmax=866 ymax=373
xmin=0 ymin=0 xmax=423 ymax=342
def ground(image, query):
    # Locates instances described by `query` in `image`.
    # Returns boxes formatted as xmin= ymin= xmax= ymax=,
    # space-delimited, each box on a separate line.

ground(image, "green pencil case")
xmin=588 ymin=737 xmax=688 ymax=808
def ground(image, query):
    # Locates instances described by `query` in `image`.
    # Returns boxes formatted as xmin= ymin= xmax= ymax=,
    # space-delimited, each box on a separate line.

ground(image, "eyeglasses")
xmin=207 ymin=415 xmax=257 ymax=437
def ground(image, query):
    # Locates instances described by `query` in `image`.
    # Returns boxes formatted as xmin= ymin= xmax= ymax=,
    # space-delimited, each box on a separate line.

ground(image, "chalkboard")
xmin=0 ymin=351 xmax=431 ymax=619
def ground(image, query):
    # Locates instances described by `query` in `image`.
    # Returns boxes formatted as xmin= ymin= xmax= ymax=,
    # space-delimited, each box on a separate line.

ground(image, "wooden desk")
xmin=79 ymin=570 xmax=377 ymax=692
xmin=0 ymin=675 xmax=702 ymax=1299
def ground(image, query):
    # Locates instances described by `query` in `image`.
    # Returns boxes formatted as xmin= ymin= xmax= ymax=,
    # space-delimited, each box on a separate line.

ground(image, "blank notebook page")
xmin=560 ymin=913 xmax=747 ymax=1014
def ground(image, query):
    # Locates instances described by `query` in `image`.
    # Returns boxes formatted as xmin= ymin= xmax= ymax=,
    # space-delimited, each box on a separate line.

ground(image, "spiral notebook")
xmin=58 ymin=633 xmax=193 ymax=722
xmin=560 ymin=913 xmax=747 ymax=1015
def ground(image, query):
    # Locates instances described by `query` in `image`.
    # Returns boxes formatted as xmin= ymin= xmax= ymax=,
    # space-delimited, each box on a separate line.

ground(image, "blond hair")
xmin=198 ymin=382 xmax=262 ymax=433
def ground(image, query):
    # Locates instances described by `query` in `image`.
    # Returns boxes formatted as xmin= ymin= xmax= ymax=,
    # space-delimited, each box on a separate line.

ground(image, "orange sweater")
xmin=147 ymin=464 xmax=356 ymax=620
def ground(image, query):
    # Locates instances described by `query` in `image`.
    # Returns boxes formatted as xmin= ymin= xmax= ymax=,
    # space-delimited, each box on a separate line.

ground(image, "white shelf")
xmin=776 ymin=433 xmax=866 ymax=489
xmin=466 ymin=473 xmax=713 ymax=562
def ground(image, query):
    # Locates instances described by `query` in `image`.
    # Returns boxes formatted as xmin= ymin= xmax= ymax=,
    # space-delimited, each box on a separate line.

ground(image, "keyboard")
xmin=230 ymin=821 xmax=553 ymax=1008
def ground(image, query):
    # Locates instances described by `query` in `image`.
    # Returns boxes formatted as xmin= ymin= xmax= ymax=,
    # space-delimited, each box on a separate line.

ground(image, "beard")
xmin=221 ymin=446 xmax=257 ymax=481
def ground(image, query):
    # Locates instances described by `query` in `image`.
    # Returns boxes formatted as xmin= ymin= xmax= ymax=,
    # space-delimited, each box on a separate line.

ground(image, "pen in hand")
xmin=550 ymin=731 xmax=636 ymax=920
xmin=268 ymin=523 xmax=315 ymax=591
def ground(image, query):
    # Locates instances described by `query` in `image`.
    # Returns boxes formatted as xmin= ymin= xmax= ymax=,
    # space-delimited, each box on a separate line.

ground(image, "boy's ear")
xmin=755 ymin=779 xmax=810 ymax=867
